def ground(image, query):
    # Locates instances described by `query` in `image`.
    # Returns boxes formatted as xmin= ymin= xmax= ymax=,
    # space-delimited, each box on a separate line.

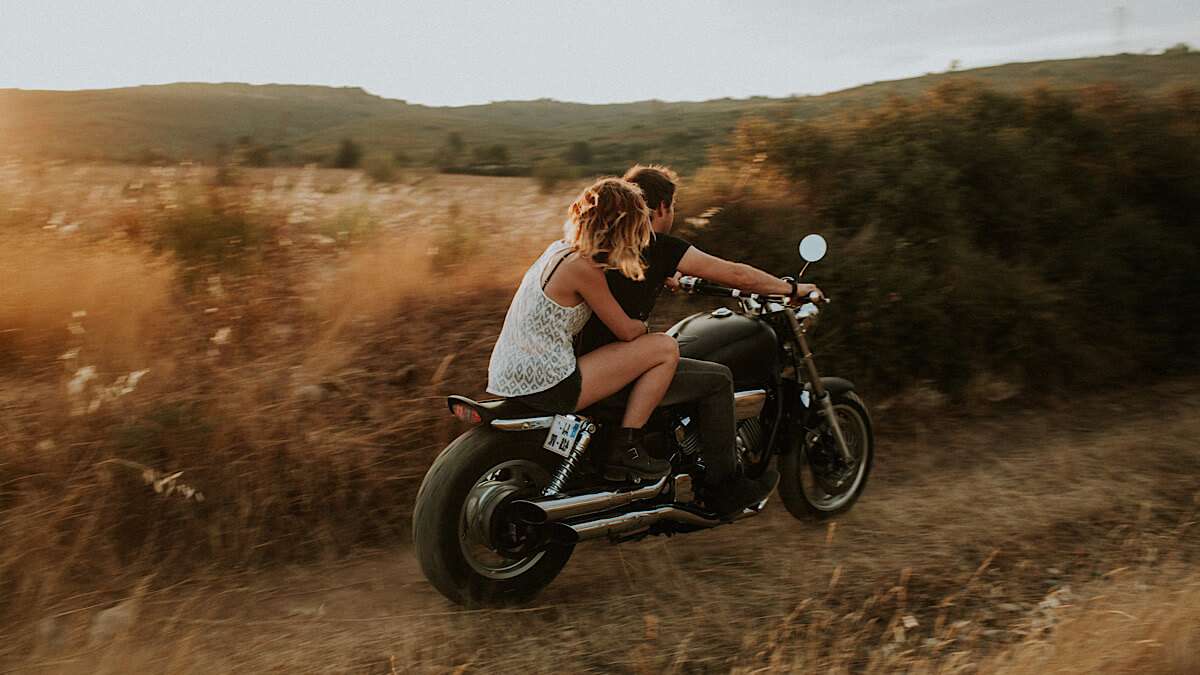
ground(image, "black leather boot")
xmin=602 ymin=427 xmax=671 ymax=482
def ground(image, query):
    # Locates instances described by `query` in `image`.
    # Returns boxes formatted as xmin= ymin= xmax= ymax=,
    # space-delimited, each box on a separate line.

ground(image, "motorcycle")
xmin=413 ymin=234 xmax=874 ymax=607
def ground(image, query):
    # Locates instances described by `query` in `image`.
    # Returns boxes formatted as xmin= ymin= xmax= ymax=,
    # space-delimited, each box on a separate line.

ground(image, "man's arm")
xmin=676 ymin=247 xmax=819 ymax=298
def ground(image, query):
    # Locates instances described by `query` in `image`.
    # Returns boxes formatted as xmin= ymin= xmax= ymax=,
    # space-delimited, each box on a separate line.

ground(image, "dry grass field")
xmin=1 ymin=163 xmax=1197 ymax=673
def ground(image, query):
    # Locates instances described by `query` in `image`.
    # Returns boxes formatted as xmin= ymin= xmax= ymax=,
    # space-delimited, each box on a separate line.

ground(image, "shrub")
xmin=333 ymin=138 xmax=363 ymax=169
xmin=364 ymin=155 xmax=398 ymax=183
xmin=533 ymin=157 xmax=573 ymax=193
xmin=682 ymin=82 xmax=1200 ymax=397
xmin=154 ymin=197 xmax=270 ymax=282
xmin=472 ymin=144 xmax=510 ymax=164
xmin=563 ymin=141 xmax=593 ymax=165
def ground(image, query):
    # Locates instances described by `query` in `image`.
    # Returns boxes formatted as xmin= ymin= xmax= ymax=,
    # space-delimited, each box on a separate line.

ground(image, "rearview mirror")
xmin=799 ymin=234 xmax=827 ymax=263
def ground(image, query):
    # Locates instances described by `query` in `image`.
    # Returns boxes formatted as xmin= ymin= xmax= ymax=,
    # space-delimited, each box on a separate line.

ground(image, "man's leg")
xmin=655 ymin=358 xmax=776 ymax=514
xmin=600 ymin=357 xmax=775 ymax=513
xmin=658 ymin=359 xmax=737 ymax=486
xmin=602 ymin=358 xmax=737 ymax=483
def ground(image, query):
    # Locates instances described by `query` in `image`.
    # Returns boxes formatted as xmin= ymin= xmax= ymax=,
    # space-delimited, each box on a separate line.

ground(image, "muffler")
xmin=548 ymin=499 xmax=769 ymax=544
xmin=548 ymin=506 xmax=721 ymax=544
xmin=511 ymin=475 xmax=668 ymax=524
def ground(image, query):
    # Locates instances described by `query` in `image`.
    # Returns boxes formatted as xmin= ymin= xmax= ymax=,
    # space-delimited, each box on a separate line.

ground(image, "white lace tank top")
xmin=486 ymin=240 xmax=593 ymax=397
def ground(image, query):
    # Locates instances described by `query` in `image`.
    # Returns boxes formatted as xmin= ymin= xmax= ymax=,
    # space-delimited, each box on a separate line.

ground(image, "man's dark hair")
xmin=622 ymin=164 xmax=678 ymax=211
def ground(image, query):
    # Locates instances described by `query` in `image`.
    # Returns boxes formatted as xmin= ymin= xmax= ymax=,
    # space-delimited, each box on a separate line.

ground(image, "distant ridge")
xmin=1 ymin=51 xmax=1196 ymax=170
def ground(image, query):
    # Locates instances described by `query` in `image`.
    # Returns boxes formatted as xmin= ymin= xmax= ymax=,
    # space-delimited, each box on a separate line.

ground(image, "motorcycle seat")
xmin=447 ymin=393 xmax=626 ymax=423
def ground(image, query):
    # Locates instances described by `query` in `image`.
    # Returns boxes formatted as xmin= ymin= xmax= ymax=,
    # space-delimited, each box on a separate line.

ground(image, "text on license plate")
xmin=542 ymin=415 xmax=582 ymax=457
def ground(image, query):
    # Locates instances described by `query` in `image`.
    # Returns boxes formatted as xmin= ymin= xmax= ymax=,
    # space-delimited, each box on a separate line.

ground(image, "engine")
xmin=673 ymin=415 xmax=766 ymax=465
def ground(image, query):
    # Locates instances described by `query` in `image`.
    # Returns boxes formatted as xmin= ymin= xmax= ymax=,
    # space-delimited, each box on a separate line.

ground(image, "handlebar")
xmin=678 ymin=276 xmax=738 ymax=297
xmin=677 ymin=276 xmax=830 ymax=305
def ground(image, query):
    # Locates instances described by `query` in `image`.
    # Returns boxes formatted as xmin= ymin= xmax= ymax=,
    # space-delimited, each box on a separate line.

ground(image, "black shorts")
xmin=514 ymin=368 xmax=581 ymax=415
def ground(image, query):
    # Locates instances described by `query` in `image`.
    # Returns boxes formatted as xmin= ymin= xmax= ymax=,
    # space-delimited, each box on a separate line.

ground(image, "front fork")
xmin=783 ymin=309 xmax=855 ymax=466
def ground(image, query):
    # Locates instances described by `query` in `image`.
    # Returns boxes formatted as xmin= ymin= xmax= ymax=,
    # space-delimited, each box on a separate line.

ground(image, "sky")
xmin=0 ymin=0 xmax=1196 ymax=106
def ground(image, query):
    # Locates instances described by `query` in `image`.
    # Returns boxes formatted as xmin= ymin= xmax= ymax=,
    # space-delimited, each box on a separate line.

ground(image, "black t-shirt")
xmin=575 ymin=232 xmax=692 ymax=355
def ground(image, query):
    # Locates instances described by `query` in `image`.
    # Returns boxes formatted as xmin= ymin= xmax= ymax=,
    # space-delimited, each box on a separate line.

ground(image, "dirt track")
xmin=13 ymin=379 xmax=1200 ymax=673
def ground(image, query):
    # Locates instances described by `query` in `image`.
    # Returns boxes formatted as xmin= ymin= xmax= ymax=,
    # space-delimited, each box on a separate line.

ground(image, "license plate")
xmin=542 ymin=415 xmax=582 ymax=457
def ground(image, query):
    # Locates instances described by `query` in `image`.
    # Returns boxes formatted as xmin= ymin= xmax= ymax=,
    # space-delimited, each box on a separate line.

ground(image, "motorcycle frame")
xmin=732 ymin=296 xmax=857 ymax=467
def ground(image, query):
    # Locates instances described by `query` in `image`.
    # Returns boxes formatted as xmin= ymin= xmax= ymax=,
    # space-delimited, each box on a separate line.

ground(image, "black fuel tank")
xmin=667 ymin=309 xmax=778 ymax=389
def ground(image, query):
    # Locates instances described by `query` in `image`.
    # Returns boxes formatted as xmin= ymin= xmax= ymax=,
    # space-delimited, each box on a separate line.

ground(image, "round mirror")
xmin=799 ymin=234 xmax=827 ymax=262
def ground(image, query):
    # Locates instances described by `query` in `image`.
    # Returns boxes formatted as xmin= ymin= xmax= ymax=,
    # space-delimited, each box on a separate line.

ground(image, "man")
xmin=575 ymin=165 xmax=821 ymax=516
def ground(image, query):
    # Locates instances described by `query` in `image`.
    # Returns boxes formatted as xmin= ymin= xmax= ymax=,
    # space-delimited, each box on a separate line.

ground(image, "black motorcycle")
xmin=413 ymin=235 xmax=873 ymax=607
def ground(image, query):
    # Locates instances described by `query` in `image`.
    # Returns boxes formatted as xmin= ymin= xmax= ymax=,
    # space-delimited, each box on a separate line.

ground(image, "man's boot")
xmin=704 ymin=468 xmax=780 ymax=518
xmin=602 ymin=427 xmax=671 ymax=482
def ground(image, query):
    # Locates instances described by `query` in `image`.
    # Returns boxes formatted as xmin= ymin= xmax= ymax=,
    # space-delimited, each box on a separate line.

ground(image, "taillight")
xmin=450 ymin=403 xmax=482 ymax=425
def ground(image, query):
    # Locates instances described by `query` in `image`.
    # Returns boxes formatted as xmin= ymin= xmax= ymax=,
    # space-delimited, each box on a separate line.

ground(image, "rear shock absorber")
xmin=543 ymin=421 xmax=598 ymax=496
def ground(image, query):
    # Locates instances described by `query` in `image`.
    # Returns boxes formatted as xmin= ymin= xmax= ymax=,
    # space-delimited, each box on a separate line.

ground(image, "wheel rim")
xmin=458 ymin=459 xmax=549 ymax=580
xmin=800 ymin=403 xmax=869 ymax=511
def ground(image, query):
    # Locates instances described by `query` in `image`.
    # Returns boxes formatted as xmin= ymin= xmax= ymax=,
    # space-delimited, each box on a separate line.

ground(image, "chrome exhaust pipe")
xmin=547 ymin=499 xmax=770 ymax=544
xmin=549 ymin=506 xmax=723 ymax=544
xmin=511 ymin=475 xmax=668 ymax=525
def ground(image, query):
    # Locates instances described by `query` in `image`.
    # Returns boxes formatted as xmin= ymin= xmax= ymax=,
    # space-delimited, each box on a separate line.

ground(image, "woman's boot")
xmin=602 ymin=427 xmax=671 ymax=482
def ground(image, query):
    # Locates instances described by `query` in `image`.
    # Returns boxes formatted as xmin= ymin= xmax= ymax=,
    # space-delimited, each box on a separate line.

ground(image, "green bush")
xmin=333 ymin=138 xmax=363 ymax=169
xmin=532 ymin=157 xmax=573 ymax=193
xmin=683 ymin=82 xmax=1200 ymax=397
xmin=363 ymin=155 xmax=398 ymax=183
xmin=154 ymin=197 xmax=269 ymax=282
xmin=472 ymin=144 xmax=510 ymax=164
xmin=563 ymin=141 xmax=593 ymax=165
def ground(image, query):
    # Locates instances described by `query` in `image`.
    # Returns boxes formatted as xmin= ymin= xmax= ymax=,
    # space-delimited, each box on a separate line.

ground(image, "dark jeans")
xmin=607 ymin=357 xmax=737 ymax=487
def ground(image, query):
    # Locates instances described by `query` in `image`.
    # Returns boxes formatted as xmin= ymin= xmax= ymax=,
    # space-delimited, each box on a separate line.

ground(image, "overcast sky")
xmin=1 ymin=1 xmax=1195 ymax=106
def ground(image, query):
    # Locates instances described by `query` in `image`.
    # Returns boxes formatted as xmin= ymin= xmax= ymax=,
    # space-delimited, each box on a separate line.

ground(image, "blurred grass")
xmin=6 ymin=378 xmax=1198 ymax=672
xmin=0 ymin=166 xmax=552 ymax=631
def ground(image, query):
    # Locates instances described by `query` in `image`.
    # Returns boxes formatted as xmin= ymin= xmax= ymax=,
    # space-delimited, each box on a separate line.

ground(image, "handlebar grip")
xmin=679 ymin=276 xmax=737 ymax=297
xmin=681 ymin=276 xmax=831 ymax=304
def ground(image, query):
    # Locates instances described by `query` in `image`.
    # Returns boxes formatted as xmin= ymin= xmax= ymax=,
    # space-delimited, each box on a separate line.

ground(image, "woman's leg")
xmin=575 ymin=333 xmax=679 ymax=426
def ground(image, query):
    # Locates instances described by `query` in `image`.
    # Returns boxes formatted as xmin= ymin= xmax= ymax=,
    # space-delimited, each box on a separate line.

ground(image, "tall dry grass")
xmin=983 ymin=570 xmax=1200 ymax=674
xmin=7 ymin=378 xmax=1198 ymax=672
xmin=0 ymin=237 xmax=173 ymax=370
xmin=0 ymin=162 xmax=563 ymax=635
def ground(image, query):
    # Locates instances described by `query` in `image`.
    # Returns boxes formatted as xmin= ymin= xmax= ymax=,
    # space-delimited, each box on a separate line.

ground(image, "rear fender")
xmin=447 ymin=395 xmax=555 ymax=431
xmin=429 ymin=423 xmax=559 ymax=468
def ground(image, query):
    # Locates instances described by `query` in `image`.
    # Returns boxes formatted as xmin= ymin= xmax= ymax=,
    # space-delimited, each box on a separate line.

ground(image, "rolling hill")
xmin=1 ymin=51 xmax=1197 ymax=171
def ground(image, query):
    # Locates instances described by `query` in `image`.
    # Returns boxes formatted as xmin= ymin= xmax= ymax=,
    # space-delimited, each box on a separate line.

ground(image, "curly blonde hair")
xmin=566 ymin=177 xmax=651 ymax=280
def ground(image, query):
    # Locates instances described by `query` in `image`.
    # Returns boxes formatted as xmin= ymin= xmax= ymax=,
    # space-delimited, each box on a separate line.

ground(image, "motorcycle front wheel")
xmin=412 ymin=426 xmax=574 ymax=607
xmin=778 ymin=390 xmax=874 ymax=521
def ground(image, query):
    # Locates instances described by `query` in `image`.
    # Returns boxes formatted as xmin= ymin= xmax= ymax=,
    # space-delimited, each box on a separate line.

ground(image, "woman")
xmin=487 ymin=177 xmax=679 ymax=481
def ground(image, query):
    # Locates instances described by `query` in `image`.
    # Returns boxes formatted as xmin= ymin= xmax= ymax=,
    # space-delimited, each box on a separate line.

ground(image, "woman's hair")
xmin=567 ymin=177 xmax=652 ymax=280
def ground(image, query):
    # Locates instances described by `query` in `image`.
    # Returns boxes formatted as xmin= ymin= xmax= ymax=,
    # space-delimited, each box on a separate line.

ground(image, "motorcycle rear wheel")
xmin=778 ymin=390 xmax=873 ymax=521
xmin=413 ymin=426 xmax=574 ymax=607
